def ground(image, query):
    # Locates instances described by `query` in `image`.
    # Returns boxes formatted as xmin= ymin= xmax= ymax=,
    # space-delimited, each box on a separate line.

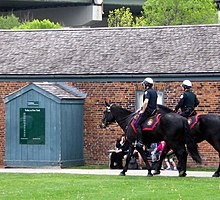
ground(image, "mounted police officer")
xmin=135 ymin=77 xmax=158 ymax=148
xmin=174 ymin=80 xmax=199 ymax=118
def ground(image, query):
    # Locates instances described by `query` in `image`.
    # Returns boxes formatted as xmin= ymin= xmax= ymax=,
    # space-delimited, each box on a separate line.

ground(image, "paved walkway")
xmin=0 ymin=168 xmax=215 ymax=177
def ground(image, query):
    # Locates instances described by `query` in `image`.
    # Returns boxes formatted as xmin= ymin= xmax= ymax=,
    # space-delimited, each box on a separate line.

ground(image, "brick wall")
xmin=156 ymin=81 xmax=220 ymax=168
xmin=0 ymin=82 xmax=28 ymax=166
xmin=73 ymin=80 xmax=220 ymax=169
xmin=0 ymin=81 xmax=219 ymax=169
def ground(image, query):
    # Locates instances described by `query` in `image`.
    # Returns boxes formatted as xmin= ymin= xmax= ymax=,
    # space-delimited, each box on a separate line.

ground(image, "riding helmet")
xmin=142 ymin=77 xmax=154 ymax=87
xmin=182 ymin=80 xmax=192 ymax=88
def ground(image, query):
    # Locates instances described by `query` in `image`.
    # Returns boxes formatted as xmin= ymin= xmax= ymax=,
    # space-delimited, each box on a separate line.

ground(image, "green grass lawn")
xmin=0 ymin=173 xmax=219 ymax=200
xmin=72 ymin=165 xmax=217 ymax=172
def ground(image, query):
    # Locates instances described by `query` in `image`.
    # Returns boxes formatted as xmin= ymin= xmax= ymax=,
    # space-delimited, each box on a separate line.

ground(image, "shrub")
xmin=14 ymin=19 xmax=63 ymax=29
xmin=0 ymin=14 xmax=21 ymax=29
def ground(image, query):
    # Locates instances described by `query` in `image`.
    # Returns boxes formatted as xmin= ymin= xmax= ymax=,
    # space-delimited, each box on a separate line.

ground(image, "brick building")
xmin=0 ymin=25 xmax=219 ymax=168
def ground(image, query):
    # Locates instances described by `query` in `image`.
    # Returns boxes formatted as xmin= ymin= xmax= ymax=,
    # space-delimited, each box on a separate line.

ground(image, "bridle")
xmin=101 ymin=104 xmax=114 ymax=128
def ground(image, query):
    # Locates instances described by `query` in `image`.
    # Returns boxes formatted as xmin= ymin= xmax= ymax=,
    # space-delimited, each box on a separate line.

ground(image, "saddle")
xmin=187 ymin=114 xmax=200 ymax=129
xmin=131 ymin=114 xmax=161 ymax=133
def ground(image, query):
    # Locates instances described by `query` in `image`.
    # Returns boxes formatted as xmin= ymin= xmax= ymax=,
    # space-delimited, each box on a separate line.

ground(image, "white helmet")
xmin=142 ymin=77 xmax=154 ymax=87
xmin=182 ymin=80 xmax=192 ymax=88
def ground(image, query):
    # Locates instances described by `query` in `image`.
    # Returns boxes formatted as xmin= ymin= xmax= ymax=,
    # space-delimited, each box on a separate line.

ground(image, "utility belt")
xmin=181 ymin=107 xmax=197 ymax=117
xmin=182 ymin=106 xmax=194 ymax=113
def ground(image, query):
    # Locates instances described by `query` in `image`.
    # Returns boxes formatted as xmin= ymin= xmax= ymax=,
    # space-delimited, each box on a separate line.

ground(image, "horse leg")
xmin=212 ymin=152 xmax=220 ymax=177
xmin=173 ymin=147 xmax=188 ymax=177
xmin=137 ymin=147 xmax=153 ymax=176
xmin=153 ymin=144 xmax=169 ymax=175
xmin=119 ymin=146 xmax=134 ymax=176
xmin=205 ymin=139 xmax=220 ymax=177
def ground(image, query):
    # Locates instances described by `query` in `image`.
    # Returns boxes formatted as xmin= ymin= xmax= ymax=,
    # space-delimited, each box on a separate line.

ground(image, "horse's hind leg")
xmin=137 ymin=147 xmax=153 ymax=176
xmin=173 ymin=146 xmax=188 ymax=177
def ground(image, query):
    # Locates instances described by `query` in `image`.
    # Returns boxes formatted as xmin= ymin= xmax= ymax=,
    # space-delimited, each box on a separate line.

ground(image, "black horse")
xmin=100 ymin=102 xmax=201 ymax=177
xmin=157 ymin=104 xmax=220 ymax=177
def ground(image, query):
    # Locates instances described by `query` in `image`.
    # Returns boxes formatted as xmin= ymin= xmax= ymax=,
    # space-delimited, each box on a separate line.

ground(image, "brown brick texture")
xmin=73 ymin=81 xmax=220 ymax=169
xmin=0 ymin=81 xmax=219 ymax=169
xmin=0 ymin=82 xmax=28 ymax=166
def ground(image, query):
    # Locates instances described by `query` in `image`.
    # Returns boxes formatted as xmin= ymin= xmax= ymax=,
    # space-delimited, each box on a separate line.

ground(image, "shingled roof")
xmin=5 ymin=82 xmax=87 ymax=103
xmin=33 ymin=82 xmax=86 ymax=99
xmin=0 ymin=25 xmax=219 ymax=78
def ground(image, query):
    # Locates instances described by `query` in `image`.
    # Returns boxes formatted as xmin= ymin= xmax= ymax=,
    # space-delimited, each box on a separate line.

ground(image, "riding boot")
xmin=136 ymin=127 xmax=143 ymax=148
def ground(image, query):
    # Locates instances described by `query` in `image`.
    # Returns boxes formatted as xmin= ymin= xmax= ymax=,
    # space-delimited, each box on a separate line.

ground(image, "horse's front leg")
xmin=119 ymin=147 xmax=134 ymax=176
xmin=137 ymin=147 xmax=153 ymax=176
xmin=212 ymin=165 xmax=220 ymax=177
xmin=212 ymin=153 xmax=220 ymax=177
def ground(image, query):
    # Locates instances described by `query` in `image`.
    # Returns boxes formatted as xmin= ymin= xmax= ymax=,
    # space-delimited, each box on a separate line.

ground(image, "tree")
xmin=108 ymin=7 xmax=134 ymax=27
xmin=136 ymin=0 xmax=218 ymax=26
xmin=108 ymin=0 xmax=218 ymax=27
xmin=0 ymin=14 xmax=21 ymax=29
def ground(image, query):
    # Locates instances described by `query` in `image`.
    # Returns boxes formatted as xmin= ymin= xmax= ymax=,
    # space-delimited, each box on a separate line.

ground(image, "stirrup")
xmin=136 ymin=142 xmax=143 ymax=148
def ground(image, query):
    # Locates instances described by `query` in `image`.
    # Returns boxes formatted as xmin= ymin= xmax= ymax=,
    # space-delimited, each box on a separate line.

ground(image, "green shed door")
xmin=20 ymin=108 xmax=45 ymax=144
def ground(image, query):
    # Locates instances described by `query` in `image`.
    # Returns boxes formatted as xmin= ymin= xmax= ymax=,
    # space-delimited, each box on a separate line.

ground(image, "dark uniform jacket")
xmin=143 ymin=88 xmax=158 ymax=114
xmin=135 ymin=88 xmax=158 ymax=129
xmin=175 ymin=90 xmax=199 ymax=116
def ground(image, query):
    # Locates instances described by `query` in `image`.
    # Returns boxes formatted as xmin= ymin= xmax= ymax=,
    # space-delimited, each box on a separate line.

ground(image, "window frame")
xmin=135 ymin=90 xmax=164 ymax=110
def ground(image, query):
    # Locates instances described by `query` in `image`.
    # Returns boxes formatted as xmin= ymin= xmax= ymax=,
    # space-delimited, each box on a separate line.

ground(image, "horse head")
xmin=100 ymin=101 xmax=116 ymax=128
xmin=100 ymin=101 xmax=133 ymax=132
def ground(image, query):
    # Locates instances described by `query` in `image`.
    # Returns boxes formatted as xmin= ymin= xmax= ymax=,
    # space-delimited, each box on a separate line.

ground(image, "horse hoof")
xmin=212 ymin=173 xmax=220 ymax=177
xmin=179 ymin=171 xmax=187 ymax=177
xmin=119 ymin=171 xmax=126 ymax=176
xmin=147 ymin=173 xmax=153 ymax=177
xmin=153 ymin=170 xmax=160 ymax=175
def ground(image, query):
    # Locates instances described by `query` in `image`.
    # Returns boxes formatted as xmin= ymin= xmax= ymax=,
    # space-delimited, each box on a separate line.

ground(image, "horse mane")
xmin=157 ymin=104 xmax=173 ymax=114
xmin=111 ymin=103 xmax=173 ymax=116
xmin=111 ymin=104 xmax=133 ymax=116
xmin=110 ymin=104 xmax=135 ymax=128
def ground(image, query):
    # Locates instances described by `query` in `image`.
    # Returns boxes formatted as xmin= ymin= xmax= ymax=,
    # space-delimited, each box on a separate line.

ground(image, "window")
xmin=135 ymin=90 xmax=164 ymax=110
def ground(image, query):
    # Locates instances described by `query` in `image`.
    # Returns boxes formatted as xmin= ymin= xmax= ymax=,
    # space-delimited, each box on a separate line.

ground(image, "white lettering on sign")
xmin=24 ymin=109 xmax=41 ymax=112
xmin=23 ymin=112 xmax=26 ymax=138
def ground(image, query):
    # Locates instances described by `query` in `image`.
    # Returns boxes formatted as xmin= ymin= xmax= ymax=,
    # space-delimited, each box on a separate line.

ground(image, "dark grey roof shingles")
xmin=0 ymin=25 xmax=220 ymax=75
xmin=34 ymin=82 xmax=84 ymax=99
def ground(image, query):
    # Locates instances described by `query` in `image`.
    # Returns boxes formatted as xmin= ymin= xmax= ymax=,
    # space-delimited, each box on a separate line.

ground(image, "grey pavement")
xmin=0 ymin=168 xmax=215 ymax=178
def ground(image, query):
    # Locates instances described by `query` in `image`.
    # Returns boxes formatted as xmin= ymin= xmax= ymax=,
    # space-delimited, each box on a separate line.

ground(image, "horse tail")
xmin=183 ymin=118 xmax=202 ymax=164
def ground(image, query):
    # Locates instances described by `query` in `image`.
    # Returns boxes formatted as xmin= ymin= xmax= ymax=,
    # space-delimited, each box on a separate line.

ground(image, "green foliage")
xmin=14 ymin=19 xmax=63 ymax=29
xmin=108 ymin=7 xmax=134 ymax=27
xmin=137 ymin=0 xmax=218 ymax=26
xmin=108 ymin=0 xmax=218 ymax=27
xmin=0 ymin=14 xmax=21 ymax=29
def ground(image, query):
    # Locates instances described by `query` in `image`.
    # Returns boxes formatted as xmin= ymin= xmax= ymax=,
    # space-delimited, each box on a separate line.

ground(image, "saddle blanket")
xmin=188 ymin=114 xmax=200 ymax=129
xmin=131 ymin=114 xmax=161 ymax=133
